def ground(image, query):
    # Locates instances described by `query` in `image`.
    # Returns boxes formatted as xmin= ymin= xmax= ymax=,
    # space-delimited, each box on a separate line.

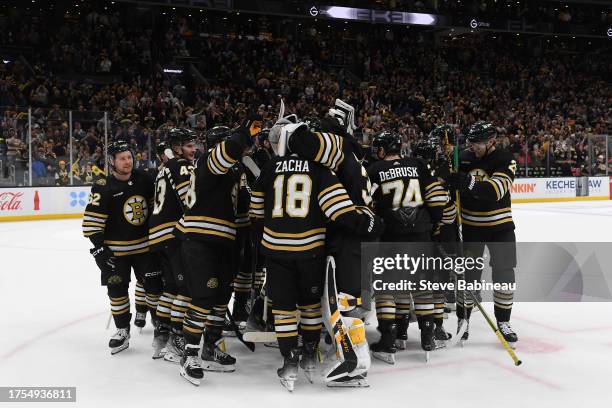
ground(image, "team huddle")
xmin=82 ymin=99 xmax=519 ymax=391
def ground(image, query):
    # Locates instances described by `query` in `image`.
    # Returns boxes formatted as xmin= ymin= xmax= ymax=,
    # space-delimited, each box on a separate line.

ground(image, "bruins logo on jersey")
xmin=469 ymin=168 xmax=489 ymax=181
xmin=123 ymin=195 xmax=148 ymax=226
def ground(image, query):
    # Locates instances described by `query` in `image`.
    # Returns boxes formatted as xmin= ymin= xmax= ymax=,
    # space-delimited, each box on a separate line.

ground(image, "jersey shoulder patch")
xmin=96 ymin=178 xmax=107 ymax=186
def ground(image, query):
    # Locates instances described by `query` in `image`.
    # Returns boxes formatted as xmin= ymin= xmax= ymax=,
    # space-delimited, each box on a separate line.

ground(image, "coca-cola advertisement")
xmin=0 ymin=191 xmax=24 ymax=212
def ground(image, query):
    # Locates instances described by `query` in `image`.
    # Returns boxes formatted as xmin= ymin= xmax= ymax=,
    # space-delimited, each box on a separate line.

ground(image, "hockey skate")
xmin=164 ymin=332 xmax=185 ymax=364
xmin=300 ymin=342 xmax=318 ymax=383
xmin=370 ymin=324 xmax=397 ymax=365
xmin=458 ymin=318 xmax=470 ymax=346
xmin=109 ymin=327 xmax=130 ymax=355
xmin=433 ymin=324 xmax=453 ymax=349
xmin=420 ymin=319 xmax=436 ymax=362
xmin=201 ymin=338 xmax=236 ymax=372
xmin=370 ymin=342 xmax=396 ymax=365
xmin=134 ymin=312 xmax=147 ymax=333
xmin=326 ymin=374 xmax=369 ymax=388
xmin=152 ymin=324 xmax=170 ymax=359
xmin=395 ymin=316 xmax=409 ymax=351
xmin=278 ymin=349 xmax=299 ymax=392
xmin=179 ymin=344 xmax=203 ymax=386
xmin=498 ymin=321 xmax=518 ymax=349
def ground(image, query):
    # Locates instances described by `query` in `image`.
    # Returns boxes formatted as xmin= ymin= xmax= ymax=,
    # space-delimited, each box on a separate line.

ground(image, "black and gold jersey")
xmin=174 ymin=136 xmax=248 ymax=245
xmin=250 ymin=155 xmax=374 ymax=258
xmin=432 ymin=201 xmax=457 ymax=239
xmin=148 ymin=158 xmax=194 ymax=250
xmin=458 ymin=147 xmax=516 ymax=230
xmin=288 ymin=129 xmax=373 ymax=208
xmin=368 ymin=157 xmax=448 ymax=225
xmin=232 ymin=162 xmax=251 ymax=229
xmin=82 ymin=169 xmax=154 ymax=256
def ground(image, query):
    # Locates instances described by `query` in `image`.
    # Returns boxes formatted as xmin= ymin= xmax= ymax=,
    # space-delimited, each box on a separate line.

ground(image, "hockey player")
xmin=417 ymin=125 xmax=459 ymax=345
xmin=82 ymin=139 xmax=163 ymax=355
xmin=204 ymin=126 xmax=254 ymax=334
xmin=272 ymin=101 xmax=375 ymax=386
xmin=447 ymin=121 xmax=518 ymax=346
xmin=250 ymin=129 xmax=383 ymax=392
xmin=173 ymin=117 xmax=262 ymax=386
xmin=368 ymin=131 xmax=449 ymax=363
xmin=148 ymin=128 xmax=197 ymax=361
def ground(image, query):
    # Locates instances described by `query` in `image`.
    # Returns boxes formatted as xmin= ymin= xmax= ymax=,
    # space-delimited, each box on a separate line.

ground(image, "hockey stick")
xmin=226 ymin=309 xmax=256 ymax=352
xmin=452 ymin=132 xmax=521 ymax=367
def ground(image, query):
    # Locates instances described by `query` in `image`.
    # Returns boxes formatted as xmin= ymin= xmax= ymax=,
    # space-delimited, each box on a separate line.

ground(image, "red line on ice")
xmin=1 ymin=311 xmax=106 ymax=361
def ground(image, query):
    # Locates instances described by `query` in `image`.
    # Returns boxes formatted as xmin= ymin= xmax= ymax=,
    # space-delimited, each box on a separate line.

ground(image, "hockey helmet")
xmin=429 ymin=124 xmax=453 ymax=145
xmin=303 ymin=116 xmax=322 ymax=132
xmin=107 ymin=139 xmax=130 ymax=157
xmin=156 ymin=140 xmax=169 ymax=156
xmin=167 ymin=128 xmax=198 ymax=146
xmin=206 ymin=126 xmax=231 ymax=147
xmin=372 ymin=131 xmax=402 ymax=157
xmin=466 ymin=121 xmax=496 ymax=143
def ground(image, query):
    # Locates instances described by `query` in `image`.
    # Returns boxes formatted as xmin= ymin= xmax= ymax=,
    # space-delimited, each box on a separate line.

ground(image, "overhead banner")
xmin=311 ymin=5 xmax=446 ymax=26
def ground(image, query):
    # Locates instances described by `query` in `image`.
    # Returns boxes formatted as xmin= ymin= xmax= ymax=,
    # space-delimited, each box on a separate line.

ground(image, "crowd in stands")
xmin=0 ymin=2 xmax=610 ymax=186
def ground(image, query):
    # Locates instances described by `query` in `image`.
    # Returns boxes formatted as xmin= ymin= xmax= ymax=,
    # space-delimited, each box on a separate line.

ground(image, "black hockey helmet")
xmin=156 ymin=140 xmax=169 ymax=156
xmin=412 ymin=139 xmax=436 ymax=161
xmin=429 ymin=124 xmax=453 ymax=145
xmin=167 ymin=128 xmax=198 ymax=146
xmin=303 ymin=116 xmax=322 ymax=132
xmin=466 ymin=121 xmax=496 ymax=143
xmin=372 ymin=131 xmax=402 ymax=157
xmin=206 ymin=126 xmax=231 ymax=147
xmin=107 ymin=139 xmax=130 ymax=157
xmin=258 ymin=128 xmax=270 ymax=142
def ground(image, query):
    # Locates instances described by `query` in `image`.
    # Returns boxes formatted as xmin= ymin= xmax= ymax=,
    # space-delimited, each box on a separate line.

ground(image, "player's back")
xmin=251 ymin=155 xmax=358 ymax=258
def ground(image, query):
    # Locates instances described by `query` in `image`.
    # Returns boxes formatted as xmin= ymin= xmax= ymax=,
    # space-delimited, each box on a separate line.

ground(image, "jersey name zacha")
xmin=275 ymin=159 xmax=310 ymax=173
xmin=379 ymin=164 xmax=419 ymax=182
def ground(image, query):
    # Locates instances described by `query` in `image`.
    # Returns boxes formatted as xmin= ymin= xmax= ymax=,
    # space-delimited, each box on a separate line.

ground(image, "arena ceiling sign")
xmin=314 ymin=5 xmax=445 ymax=26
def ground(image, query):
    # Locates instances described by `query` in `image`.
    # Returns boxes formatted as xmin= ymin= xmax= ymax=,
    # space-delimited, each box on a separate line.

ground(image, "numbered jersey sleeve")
xmin=82 ymin=179 xmax=110 ymax=247
xmin=317 ymin=167 xmax=373 ymax=234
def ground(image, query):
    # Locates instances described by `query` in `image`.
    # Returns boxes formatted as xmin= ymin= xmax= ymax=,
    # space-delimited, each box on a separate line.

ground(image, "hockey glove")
xmin=241 ymin=115 xmax=264 ymax=138
xmin=356 ymin=206 xmax=385 ymax=237
xmin=90 ymin=246 xmax=118 ymax=285
xmin=446 ymin=172 xmax=475 ymax=194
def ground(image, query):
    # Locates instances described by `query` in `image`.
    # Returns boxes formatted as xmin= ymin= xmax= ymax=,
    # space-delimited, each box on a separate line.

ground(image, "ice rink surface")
xmin=1 ymin=201 xmax=612 ymax=408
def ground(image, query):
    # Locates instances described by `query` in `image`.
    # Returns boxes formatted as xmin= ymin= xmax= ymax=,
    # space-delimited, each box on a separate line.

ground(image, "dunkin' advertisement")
xmin=0 ymin=187 xmax=91 ymax=221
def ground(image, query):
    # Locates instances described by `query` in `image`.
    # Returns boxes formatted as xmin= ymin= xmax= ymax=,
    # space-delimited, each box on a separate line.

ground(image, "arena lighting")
xmin=163 ymin=68 xmax=183 ymax=74
xmin=318 ymin=5 xmax=438 ymax=26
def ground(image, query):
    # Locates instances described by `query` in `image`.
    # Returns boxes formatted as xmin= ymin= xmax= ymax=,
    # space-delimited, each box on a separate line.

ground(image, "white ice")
xmin=1 ymin=201 xmax=612 ymax=408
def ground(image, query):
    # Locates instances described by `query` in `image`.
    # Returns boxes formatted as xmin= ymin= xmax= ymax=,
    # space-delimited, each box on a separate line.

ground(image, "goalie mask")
xmin=268 ymin=114 xmax=299 ymax=156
